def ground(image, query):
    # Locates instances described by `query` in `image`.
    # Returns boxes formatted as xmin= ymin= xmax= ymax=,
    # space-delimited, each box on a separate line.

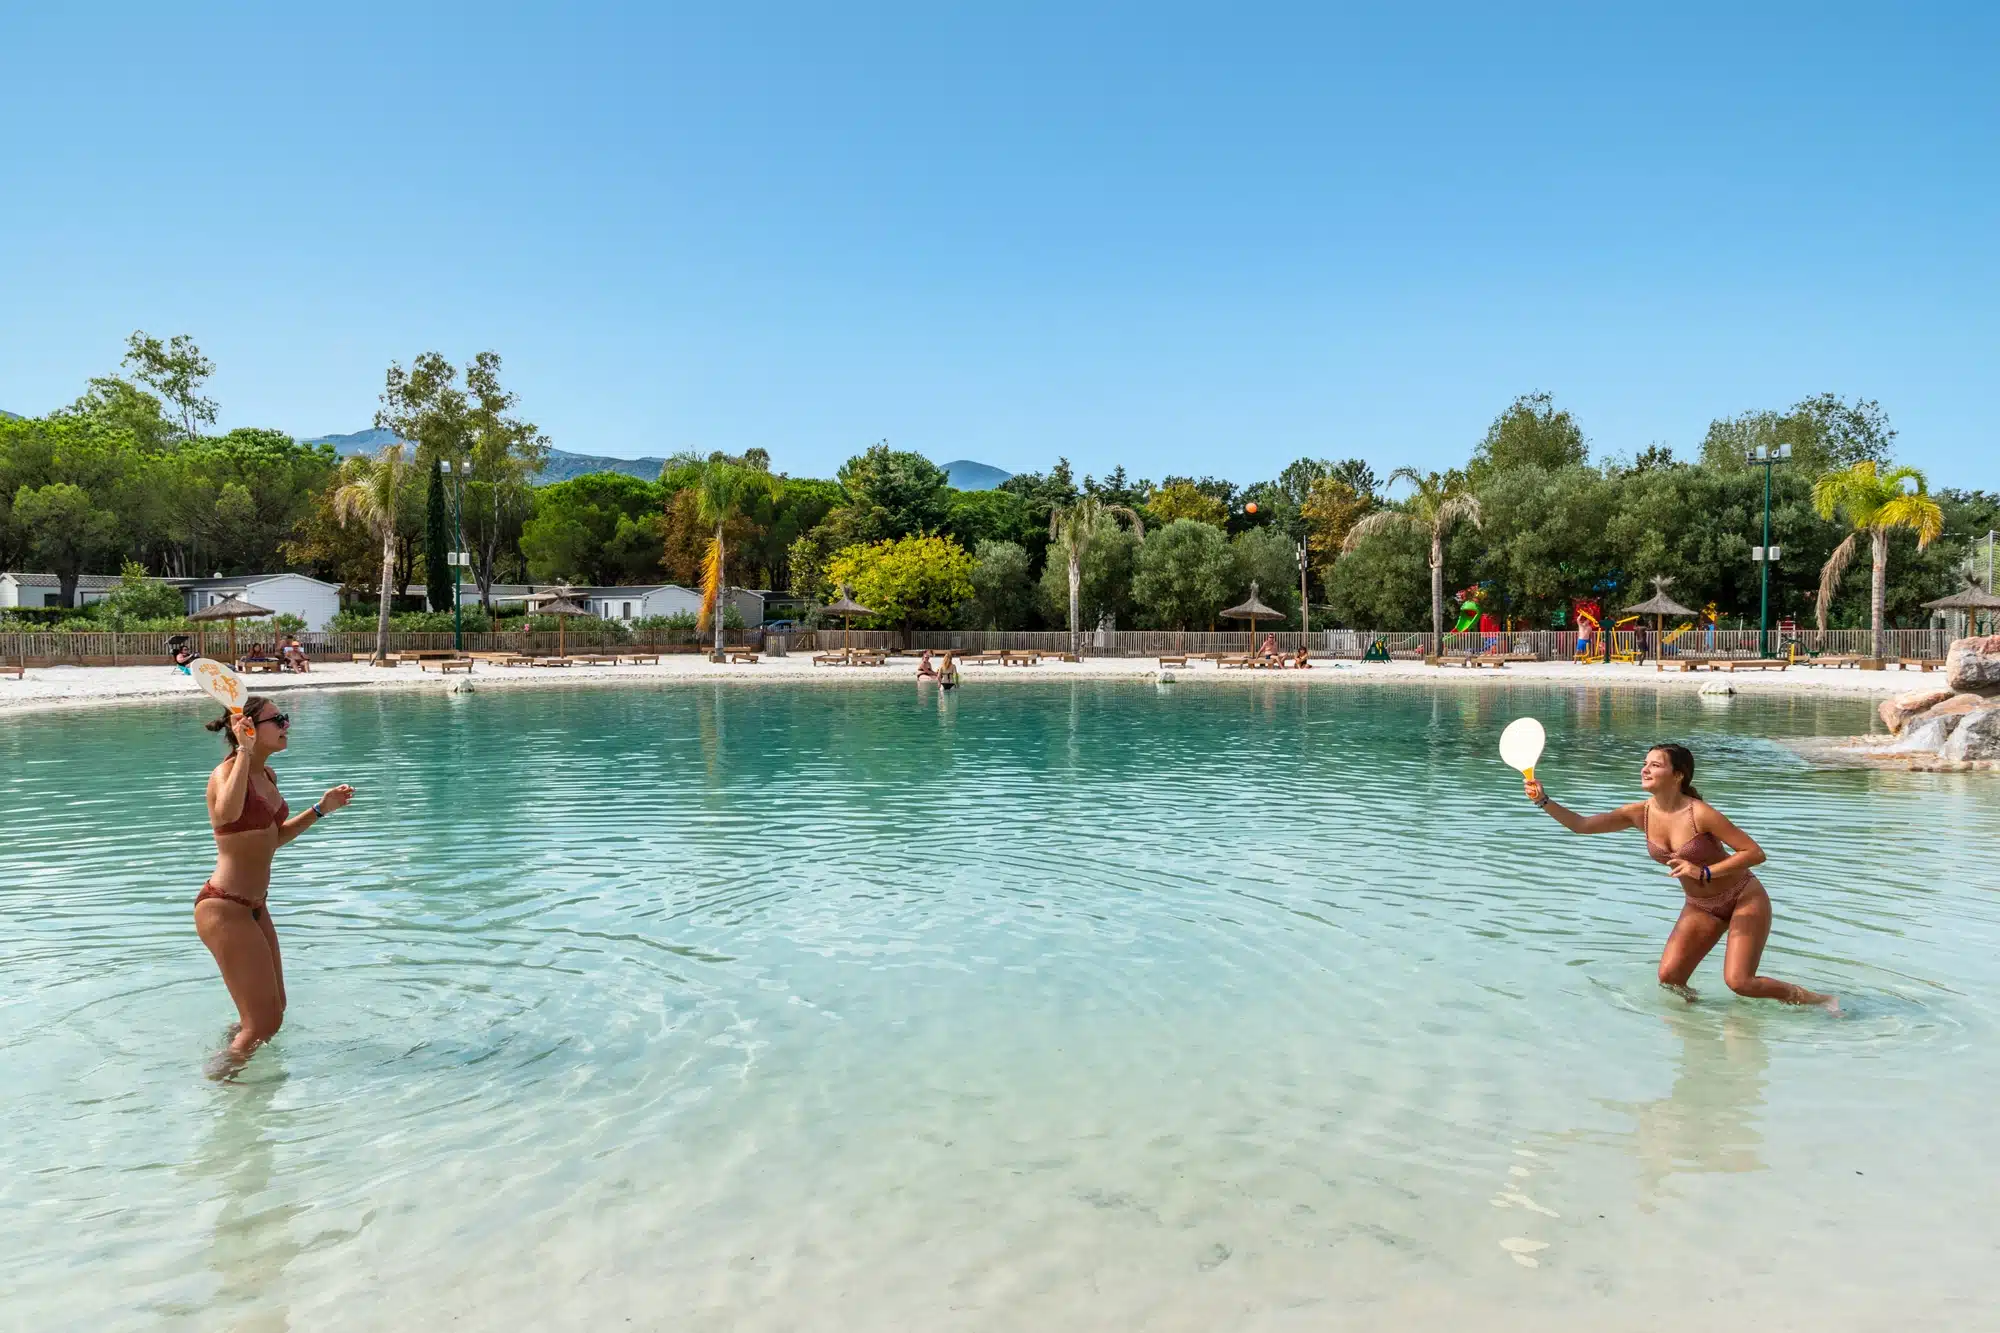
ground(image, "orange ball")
xmin=1244 ymin=501 xmax=1258 ymax=514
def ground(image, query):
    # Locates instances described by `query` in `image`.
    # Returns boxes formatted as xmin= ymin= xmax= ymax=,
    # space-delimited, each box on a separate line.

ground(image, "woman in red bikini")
xmin=1524 ymin=743 xmax=1834 ymax=1009
xmin=196 ymin=695 xmax=354 ymax=1071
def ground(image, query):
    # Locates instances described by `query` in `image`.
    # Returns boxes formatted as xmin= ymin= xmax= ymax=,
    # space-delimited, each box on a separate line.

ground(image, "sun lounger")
xmin=965 ymin=653 xmax=1004 ymax=665
xmin=420 ymin=658 xmax=474 ymax=673
xmin=728 ymin=652 xmax=759 ymax=663
xmin=369 ymin=655 xmax=404 ymax=668
xmin=1001 ymin=651 xmax=1041 ymax=666
xmin=534 ymin=657 xmax=572 ymax=668
xmin=1430 ymin=655 xmax=1507 ymax=669
xmin=1895 ymin=657 xmax=1943 ymax=672
xmin=1157 ymin=655 xmax=1189 ymax=667
xmin=619 ymin=653 xmax=661 ymax=664
xmin=573 ymin=654 xmax=620 ymax=665
xmin=237 ymin=658 xmax=284 ymax=673
xmin=1 ymin=661 xmax=23 ymax=679
xmin=1720 ymin=659 xmax=1787 ymax=672
xmin=493 ymin=655 xmax=534 ymax=667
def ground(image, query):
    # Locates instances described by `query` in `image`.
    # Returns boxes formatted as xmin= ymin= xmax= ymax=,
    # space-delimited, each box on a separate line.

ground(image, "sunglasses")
xmin=255 ymin=712 xmax=291 ymax=729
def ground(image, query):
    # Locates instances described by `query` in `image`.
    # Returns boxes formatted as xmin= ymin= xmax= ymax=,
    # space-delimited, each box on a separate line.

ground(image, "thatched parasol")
xmin=1923 ymin=581 xmax=2000 ymax=635
xmin=1623 ymin=576 xmax=1697 ymax=651
xmin=820 ymin=585 xmax=874 ymax=657
xmin=1222 ymin=580 xmax=1286 ymax=654
xmin=190 ymin=594 xmax=275 ymax=663
xmin=537 ymin=591 xmax=588 ymax=658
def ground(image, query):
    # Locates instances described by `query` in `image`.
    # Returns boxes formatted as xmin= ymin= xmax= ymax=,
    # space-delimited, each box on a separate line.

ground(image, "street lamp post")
xmin=1747 ymin=443 xmax=1790 ymax=658
xmin=440 ymin=458 xmax=470 ymax=652
xmin=1296 ymin=537 xmax=1310 ymax=646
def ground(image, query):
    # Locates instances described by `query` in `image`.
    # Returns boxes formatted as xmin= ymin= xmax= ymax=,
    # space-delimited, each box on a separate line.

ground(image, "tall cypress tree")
xmin=425 ymin=462 xmax=453 ymax=612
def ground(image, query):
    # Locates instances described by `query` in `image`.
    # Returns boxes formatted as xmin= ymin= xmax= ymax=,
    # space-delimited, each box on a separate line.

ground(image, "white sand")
xmin=0 ymin=651 xmax=1939 ymax=718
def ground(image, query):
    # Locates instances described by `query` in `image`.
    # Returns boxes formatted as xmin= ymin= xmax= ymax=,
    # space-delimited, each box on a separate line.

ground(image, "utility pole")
xmin=441 ymin=458 xmax=470 ymax=652
xmin=1747 ymin=443 xmax=1790 ymax=657
xmin=1297 ymin=537 xmax=1310 ymax=648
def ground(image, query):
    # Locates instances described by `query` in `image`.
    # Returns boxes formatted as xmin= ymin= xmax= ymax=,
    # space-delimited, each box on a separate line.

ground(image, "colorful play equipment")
xmin=1660 ymin=602 xmax=1720 ymax=655
xmin=1568 ymin=598 xmax=1640 ymax=662
xmin=1451 ymin=583 xmax=1500 ymax=635
xmin=1362 ymin=637 xmax=1393 ymax=662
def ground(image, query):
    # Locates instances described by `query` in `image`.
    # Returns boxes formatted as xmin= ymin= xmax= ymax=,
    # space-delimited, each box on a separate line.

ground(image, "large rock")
xmin=1945 ymin=634 xmax=2000 ymax=694
xmin=1914 ymin=692 xmax=1994 ymax=725
xmin=1881 ymin=714 xmax=1964 ymax=755
xmin=1880 ymin=688 xmax=1955 ymax=734
xmin=1939 ymin=704 xmax=2000 ymax=762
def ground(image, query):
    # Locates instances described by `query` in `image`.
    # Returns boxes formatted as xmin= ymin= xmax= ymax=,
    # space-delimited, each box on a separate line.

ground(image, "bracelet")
xmin=311 ymin=802 xmax=326 ymax=819
xmin=1701 ymin=865 xmax=1711 ymax=883
xmin=1533 ymin=794 xmax=1550 ymax=809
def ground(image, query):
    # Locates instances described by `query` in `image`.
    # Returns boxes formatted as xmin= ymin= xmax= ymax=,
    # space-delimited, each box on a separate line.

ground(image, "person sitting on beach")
xmin=1524 ymin=743 xmax=1835 ymax=1009
xmin=1258 ymin=633 xmax=1278 ymax=659
xmin=916 ymin=649 xmax=937 ymax=679
xmin=170 ymin=637 xmax=196 ymax=675
xmin=282 ymin=638 xmax=309 ymax=673
xmin=1292 ymin=646 xmax=1311 ymax=669
xmin=194 ymin=696 xmax=355 ymax=1075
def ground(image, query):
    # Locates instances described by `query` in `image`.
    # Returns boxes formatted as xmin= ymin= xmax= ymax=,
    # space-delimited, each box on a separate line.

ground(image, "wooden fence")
xmin=0 ymin=624 xmax=1957 ymax=666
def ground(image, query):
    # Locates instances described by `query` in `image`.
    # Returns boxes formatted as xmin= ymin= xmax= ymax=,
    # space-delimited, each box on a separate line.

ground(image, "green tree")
xmin=52 ymin=377 xmax=175 ymax=449
xmin=1300 ymin=476 xmax=1375 ymax=575
xmin=12 ymin=482 xmax=121 ymax=607
xmin=1230 ymin=525 xmax=1301 ymax=626
xmin=1048 ymin=497 xmax=1145 ymax=647
xmin=122 ymin=331 xmax=217 ymax=441
xmin=331 ymin=442 xmax=410 ymax=664
xmin=461 ymin=351 xmax=549 ymax=607
xmin=970 ymin=539 xmax=1034 ymax=629
xmin=827 ymin=534 xmax=976 ymax=636
xmin=1039 ymin=511 xmax=1141 ymax=634
xmin=1132 ymin=519 xmax=1234 ymax=630
xmin=945 ymin=486 xmax=1035 ymax=552
xmin=97 ymin=559 xmax=188 ymax=628
xmin=425 ymin=461 xmax=453 ymax=611
xmin=1321 ymin=519 xmax=1431 ymax=629
xmin=1341 ymin=469 xmax=1483 ymax=639
xmin=1146 ymin=480 xmax=1228 ymax=527
xmin=1470 ymin=392 xmax=1588 ymax=481
xmin=1700 ymin=394 xmax=1894 ymax=475
xmin=835 ymin=444 xmax=950 ymax=540
xmin=1812 ymin=460 xmax=1945 ymax=656
xmin=520 ymin=473 xmax=663 ymax=585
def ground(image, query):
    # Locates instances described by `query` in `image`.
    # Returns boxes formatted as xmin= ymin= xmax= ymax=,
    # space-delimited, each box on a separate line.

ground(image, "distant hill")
xmin=302 ymin=429 xmax=1009 ymax=491
xmin=0 ymin=408 xmax=19 ymax=421
xmin=303 ymin=429 xmax=664 ymax=484
xmin=943 ymin=459 xmax=1011 ymax=490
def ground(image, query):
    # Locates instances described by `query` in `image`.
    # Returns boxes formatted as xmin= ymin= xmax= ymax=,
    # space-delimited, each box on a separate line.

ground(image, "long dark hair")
xmin=1650 ymin=743 xmax=1702 ymax=800
xmin=205 ymin=697 xmax=273 ymax=752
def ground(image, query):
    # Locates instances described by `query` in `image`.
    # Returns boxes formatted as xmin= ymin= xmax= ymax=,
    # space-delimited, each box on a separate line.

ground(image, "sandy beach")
xmin=0 ymin=652 xmax=1939 ymax=718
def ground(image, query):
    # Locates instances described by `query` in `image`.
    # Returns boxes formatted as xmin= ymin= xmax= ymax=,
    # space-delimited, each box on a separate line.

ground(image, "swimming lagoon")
xmin=3 ymin=682 xmax=1995 ymax=1329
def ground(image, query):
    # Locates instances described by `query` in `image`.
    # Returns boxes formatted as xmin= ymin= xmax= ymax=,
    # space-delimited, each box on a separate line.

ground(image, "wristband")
xmin=311 ymin=802 xmax=326 ymax=819
xmin=1701 ymin=865 xmax=1711 ymax=883
xmin=1533 ymin=794 xmax=1550 ymax=809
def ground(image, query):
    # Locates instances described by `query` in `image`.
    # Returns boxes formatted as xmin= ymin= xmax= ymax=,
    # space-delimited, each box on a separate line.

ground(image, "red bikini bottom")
xmin=196 ymin=882 xmax=265 ymax=922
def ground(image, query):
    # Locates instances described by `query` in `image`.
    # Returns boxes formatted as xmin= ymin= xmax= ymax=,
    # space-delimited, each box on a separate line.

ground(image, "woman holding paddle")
xmin=1524 ymin=742 xmax=1835 ymax=1010
xmin=195 ymin=691 xmax=353 ymax=1072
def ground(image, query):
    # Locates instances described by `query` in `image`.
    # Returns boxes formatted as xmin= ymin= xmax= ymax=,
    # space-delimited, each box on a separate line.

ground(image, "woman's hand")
xmin=319 ymin=784 xmax=355 ymax=814
xmin=230 ymin=713 xmax=264 ymax=760
xmin=1524 ymin=777 xmax=1546 ymax=804
xmin=1664 ymin=856 xmax=1703 ymax=880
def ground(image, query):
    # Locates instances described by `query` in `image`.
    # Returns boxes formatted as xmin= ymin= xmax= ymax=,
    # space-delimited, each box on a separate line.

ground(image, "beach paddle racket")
xmin=190 ymin=657 xmax=249 ymax=714
xmin=1499 ymin=716 xmax=1545 ymax=781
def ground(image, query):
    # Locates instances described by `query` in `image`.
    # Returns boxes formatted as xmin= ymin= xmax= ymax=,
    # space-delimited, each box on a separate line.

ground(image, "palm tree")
xmin=332 ymin=442 xmax=409 ymax=664
xmin=1340 ymin=468 xmax=1482 ymax=642
xmin=1811 ymin=460 xmax=1944 ymax=658
xmin=1049 ymin=497 xmax=1144 ymax=652
xmin=679 ymin=455 xmax=780 ymax=661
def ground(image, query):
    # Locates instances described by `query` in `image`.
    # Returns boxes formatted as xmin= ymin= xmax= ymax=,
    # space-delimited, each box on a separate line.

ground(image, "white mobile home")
xmin=168 ymin=574 xmax=343 ymax=631
xmin=0 ymin=572 xmax=126 ymax=609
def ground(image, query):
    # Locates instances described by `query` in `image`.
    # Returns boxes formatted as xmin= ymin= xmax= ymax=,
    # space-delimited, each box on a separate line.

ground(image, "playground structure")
xmin=1569 ymin=598 xmax=1643 ymax=663
xmin=1660 ymin=602 xmax=1720 ymax=655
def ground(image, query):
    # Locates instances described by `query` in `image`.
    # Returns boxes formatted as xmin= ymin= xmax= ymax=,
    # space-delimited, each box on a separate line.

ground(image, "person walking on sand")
xmin=1524 ymin=743 xmax=1835 ymax=1009
xmin=194 ymin=696 xmax=354 ymax=1074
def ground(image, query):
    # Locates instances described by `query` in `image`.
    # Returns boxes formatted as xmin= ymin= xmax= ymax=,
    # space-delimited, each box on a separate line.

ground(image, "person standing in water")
xmin=195 ymin=696 xmax=354 ymax=1072
xmin=1525 ymin=743 xmax=1834 ymax=1009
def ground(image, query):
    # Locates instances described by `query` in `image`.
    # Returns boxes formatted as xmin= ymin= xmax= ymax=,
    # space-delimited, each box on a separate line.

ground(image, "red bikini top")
xmin=1640 ymin=804 xmax=1725 ymax=866
xmin=215 ymin=765 xmax=288 ymax=835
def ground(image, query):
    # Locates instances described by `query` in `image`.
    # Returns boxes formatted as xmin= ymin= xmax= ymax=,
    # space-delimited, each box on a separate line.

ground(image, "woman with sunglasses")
xmin=195 ymin=696 xmax=354 ymax=1072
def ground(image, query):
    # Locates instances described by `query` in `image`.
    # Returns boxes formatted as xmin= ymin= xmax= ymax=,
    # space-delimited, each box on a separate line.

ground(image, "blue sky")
xmin=2 ymin=3 xmax=1994 ymax=486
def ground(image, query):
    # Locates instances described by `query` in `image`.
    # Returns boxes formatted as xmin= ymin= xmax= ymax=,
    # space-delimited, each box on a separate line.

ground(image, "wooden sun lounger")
xmin=237 ymin=658 xmax=285 ymax=673
xmin=420 ymin=658 xmax=474 ymax=673
xmin=964 ymin=653 xmax=1005 ymax=665
xmin=1430 ymin=655 xmax=1508 ymax=669
xmin=534 ymin=657 xmax=572 ymax=668
xmin=572 ymin=654 xmax=620 ymax=665
xmin=728 ymin=652 xmax=759 ymax=663
xmin=369 ymin=655 xmax=404 ymax=668
xmin=1 ymin=661 xmax=23 ymax=679
xmin=1807 ymin=655 xmax=1860 ymax=669
xmin=1157 ymin=655 xmax=1190 ymax=667
xmin=1001 ymin=651 xmax=1042 ymax=666
xmin=619 ymin=653 xmax=661 ymax=664
xmin=1657 ymin=657 xmax=1728 ymax=672
xmin=1720 ymin=658 xmax=1788 ymax=672
xmin=1894 ymin=657 xmax=1944 ymax=671
xmin=493 ymin=655 xmax=534 ymax=667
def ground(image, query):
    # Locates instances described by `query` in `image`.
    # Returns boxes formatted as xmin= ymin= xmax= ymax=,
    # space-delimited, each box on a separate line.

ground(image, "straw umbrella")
xmin=1221 ymin=580 xmax=1286 ymax=656
xmin=536 ymin=591 xmax=589 ymax=659
xmin=820 ymin=585 xmax=874 ymax=658
xmin=1623 ymin=576 xmax=1698 ymax=659
xmin=1923 ymin=581 xmax=2000 ymax=637
xmin=190 ymin=595 xmax=276 ymax=664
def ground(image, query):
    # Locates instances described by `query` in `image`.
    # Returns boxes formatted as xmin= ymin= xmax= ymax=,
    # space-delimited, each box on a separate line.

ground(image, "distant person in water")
xmin=1525 ymin=743 xmax=1835 ymax=1009
xmin=195 ymin=696 xmax=355 ymax=1074
xmin=916 ymin=649 xmax=937 ymax=679
xmin=938 ymin=650 xmax=960 ymax=690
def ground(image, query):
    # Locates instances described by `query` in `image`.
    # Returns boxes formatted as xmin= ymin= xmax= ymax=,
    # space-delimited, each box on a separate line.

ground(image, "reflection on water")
xmin=2 ymin=681 xmax=1997 ymax=1328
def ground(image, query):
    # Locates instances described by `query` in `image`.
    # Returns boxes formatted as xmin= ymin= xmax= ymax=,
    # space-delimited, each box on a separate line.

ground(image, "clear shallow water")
xmin=3 ymin=680 xmax=1997 ymax=1331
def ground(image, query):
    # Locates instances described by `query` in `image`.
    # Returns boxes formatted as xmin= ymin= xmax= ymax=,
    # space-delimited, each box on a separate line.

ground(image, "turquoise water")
xmin=3 ymin=681 xmax=1997 ymax=1330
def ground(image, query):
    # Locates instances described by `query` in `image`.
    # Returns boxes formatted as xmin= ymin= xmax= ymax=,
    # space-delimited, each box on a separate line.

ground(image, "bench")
xmin=1895 ymin=658 xmax=1944 ymax=672
xmin=1054 ymin=651 xmax=1081 ymax=663
xmin=493 ymin=655 xmax=535 ymax=668
xmin=1720 ymin=659 xmax=1788 ymax=672
xmin=1430 ymin=655 xmax=1507 ymax=669
xmin=0 ymin=661 xmax=23 ymax=679
xmin=1657 ymin=658 xmax=1726 ymax=672
xmin=573 ymin=654 xmax=620 ymax=665
xmin=237 ymin=658 xmax=285 ymax=673
xmin=1001 ymin=651 xmax=1042 ymax=666
xmin=420 ymin=658 xmax=474 ymax=673
xmin=728 ymin=652 xmax=759 ymax=664
xmin=619 ymin=653 xmax=662 ymax=665
xmin=964 ymin=653 xmax=1005 ymax=666
xmin=1157 ymin=655 xmax=1189 ymax=668
xmin=534 ymin=657 xmax=572 ymax=668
